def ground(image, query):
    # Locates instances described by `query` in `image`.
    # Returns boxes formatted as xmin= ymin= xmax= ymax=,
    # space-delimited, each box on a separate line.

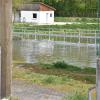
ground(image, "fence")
xmin=13 ymin=27 xmax=98 ymax=67
xmin=13 ymin=27 xmax=98 ymax=46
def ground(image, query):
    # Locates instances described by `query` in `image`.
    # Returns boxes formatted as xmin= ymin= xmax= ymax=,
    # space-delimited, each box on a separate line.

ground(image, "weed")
xmin=52 ymin=61 xmax=81 ymax=71
xmin=52 ymin=61 xmax=67 ymax=69
xmin=43 ymin=76 xmax=55 ymax=84
xmin=64 ymin=92 xmax=88 ymax=100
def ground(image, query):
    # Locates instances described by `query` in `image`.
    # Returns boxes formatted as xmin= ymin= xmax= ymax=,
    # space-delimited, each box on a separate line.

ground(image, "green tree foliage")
xmin=13 ymin=0 xmax=97 ymax=17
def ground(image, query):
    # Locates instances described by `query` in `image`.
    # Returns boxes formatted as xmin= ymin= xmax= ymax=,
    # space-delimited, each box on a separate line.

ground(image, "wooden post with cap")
xmin=0 ymin=0 xmax=12 ymax=99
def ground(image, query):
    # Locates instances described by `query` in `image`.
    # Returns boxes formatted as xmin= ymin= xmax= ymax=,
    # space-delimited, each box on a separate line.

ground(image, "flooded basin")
xmin=13 ymin=39 xmax=96 ymax=68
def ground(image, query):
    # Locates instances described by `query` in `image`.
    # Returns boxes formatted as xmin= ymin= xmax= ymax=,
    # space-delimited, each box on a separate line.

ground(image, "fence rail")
xmin=13 ymin=28 xmax=100 ymax=46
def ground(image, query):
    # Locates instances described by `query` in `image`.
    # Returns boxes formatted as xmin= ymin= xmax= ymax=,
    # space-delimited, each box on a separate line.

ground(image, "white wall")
xmin=39 ymin=11 xmax=54 ymax=24
xmin=20 ymin=11 xmax=54 ymax=24
xmin=21 ymin=11 xmax=39 ymax=23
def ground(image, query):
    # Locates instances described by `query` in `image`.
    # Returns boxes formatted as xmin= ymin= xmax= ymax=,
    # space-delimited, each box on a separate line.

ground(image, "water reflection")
xmin=13 ymin=40 xmax=96 ymax=67
xmin=38 ymin=40 xmax=54 ymax=56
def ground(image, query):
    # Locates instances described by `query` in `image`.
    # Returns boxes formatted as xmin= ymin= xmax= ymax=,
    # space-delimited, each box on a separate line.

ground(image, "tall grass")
xmin=13 ymin=22 xmax=98 ymax=30
xmin=55 ymin=17 xmax=98 ymax=23
xmin=64 ymin=92 xmax=88 ymax=100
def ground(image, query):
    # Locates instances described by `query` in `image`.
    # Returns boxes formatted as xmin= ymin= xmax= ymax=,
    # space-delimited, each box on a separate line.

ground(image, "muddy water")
xmin=13 ymin=40 xmax=96 ymax=68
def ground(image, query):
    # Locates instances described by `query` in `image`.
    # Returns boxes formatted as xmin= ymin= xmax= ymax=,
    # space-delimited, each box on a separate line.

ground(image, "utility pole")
xmin=97 ymin=58 xmax=100 ymax=100
xmin=96 ymin=0 xmax=100 ymax=99
xmin=97 ymin=0 xmax=100 ymax=30
xmin=0 ymin=0 xmax=12 ymax=99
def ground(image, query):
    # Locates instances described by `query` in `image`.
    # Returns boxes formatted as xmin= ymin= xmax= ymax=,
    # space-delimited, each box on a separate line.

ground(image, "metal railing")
xmin=13 ymin=28 xmax=98 ymax=46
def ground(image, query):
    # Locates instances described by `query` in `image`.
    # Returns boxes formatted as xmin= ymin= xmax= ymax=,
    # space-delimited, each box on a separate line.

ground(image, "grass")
xmin=13 ymin=61 xmax=96 ymax=99
xmin=13 ymin=66 xmax=94 ymax=92
xmin=55 ymin=17 xmax=98 ymax=23
xmin=64 ymin=91 xmax=88 ymax=100
xmin=64 ymin=90 xmax=96 ymax=100
xmin=13 ymin=22 xmax=98 ymax=31
xmin=42 ymin=61 xmax=96 ymax=75
xmin=13 ymin=61 xmax=96 ymax=84
xmin=13 ymin=65 xmax=96 ymax=99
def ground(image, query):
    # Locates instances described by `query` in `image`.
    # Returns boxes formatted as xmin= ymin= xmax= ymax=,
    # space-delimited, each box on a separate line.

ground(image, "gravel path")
xmin=12 ymin=80 xmax=65 ymax=100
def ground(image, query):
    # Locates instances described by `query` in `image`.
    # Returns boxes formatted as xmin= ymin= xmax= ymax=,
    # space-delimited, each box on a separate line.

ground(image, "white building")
xmin=14 ymin=2 xmax=56 ymax=24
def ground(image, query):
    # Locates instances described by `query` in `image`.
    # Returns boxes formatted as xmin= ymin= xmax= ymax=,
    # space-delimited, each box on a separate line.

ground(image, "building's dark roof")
xmin=18 ymin=2 xmax=56 ymax=11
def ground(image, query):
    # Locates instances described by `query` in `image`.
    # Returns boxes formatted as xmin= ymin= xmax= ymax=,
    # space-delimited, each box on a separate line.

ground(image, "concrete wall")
xmin=20 ymin=11 xmax=54 ymax=24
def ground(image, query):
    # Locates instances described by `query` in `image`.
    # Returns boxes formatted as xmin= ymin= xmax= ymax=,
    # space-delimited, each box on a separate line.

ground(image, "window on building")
xmin=50 ymin=13 xmax=52 ymax=17
xmin=33 ymin=13 xmax=37 ymax=18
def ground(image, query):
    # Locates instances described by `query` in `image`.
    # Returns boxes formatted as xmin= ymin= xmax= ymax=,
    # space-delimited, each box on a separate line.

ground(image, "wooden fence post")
xmin=0 ymin=0 xmax=12 ymax=99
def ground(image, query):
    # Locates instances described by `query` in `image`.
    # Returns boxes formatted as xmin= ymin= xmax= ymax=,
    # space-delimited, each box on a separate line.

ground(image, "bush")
xmin=52 ymin=61 xmax=81 ymax=71
xmin=52 ymin=61 xmax=67 ymax=69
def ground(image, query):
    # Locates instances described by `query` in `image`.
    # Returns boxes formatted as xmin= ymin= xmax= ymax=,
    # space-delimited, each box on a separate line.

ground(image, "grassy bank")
xmin=13 ymin=17 xmax=99 ymax=31
xmin=13 ymin=22 xmax=98 ymax=31
xmin=14 ymin=61 xmax=96 ymax=84
xmin=13 ymin=62 xmax=96 ymax=99
xmin=55 ymin=17 xmax=98 ymax=23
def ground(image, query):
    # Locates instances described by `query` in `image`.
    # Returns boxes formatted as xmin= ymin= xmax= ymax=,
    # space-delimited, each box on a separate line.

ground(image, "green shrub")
xmin=52 ymin=61 xmax=67 ymax=69
xmin=52 ymin=61 xmax=96 ymax=73
xmin=52 ymin=61 xmax=81 ymax=71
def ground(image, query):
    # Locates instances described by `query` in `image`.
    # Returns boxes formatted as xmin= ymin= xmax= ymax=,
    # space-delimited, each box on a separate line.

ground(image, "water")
xmin=13 ymin=39 xmax=96 ymax=68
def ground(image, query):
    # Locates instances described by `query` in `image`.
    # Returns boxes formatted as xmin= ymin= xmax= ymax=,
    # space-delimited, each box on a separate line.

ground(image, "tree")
xmin=12 ymin=0 xmax=32 ymax=21
xmin=0 ymin=0 xmax=12 ymax=98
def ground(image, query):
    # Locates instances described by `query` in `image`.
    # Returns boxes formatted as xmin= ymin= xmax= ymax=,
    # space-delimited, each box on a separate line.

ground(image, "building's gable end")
xmin=39 ymin=3 xmax=55 ymax=11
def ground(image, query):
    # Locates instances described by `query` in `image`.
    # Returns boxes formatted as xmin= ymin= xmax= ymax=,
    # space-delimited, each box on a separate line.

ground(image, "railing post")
xmin=64 ymin=30 xmax=66 ymax=43
xmin=49 ymin=28 xmax=51 ymax=40
xmin=35 ymin=29 xmax=37 ymax=40
xmin=95 ymin=30 xmax=97 ymax=45
xmin=79 ymin=29 xmax=81 ymax=44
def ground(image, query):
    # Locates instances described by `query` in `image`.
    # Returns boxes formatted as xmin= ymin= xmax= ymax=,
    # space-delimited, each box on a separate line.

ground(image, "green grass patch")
xmin=64 ymin=91 xmax=88 ymax=100
xmin=14 ymin=61 xmax=96 ymax=84
xmin=55 ymin=17 xmax=98 ymax=23
xmin=13 ymin=61 xmax=96 ymax=99
xmin=13 ymin=66 xmax=94 ymax=93
xmin=50 ymin=61 xmax=96 ymax=74
xmin=13 ymin=22 xmax=98 ymax=31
